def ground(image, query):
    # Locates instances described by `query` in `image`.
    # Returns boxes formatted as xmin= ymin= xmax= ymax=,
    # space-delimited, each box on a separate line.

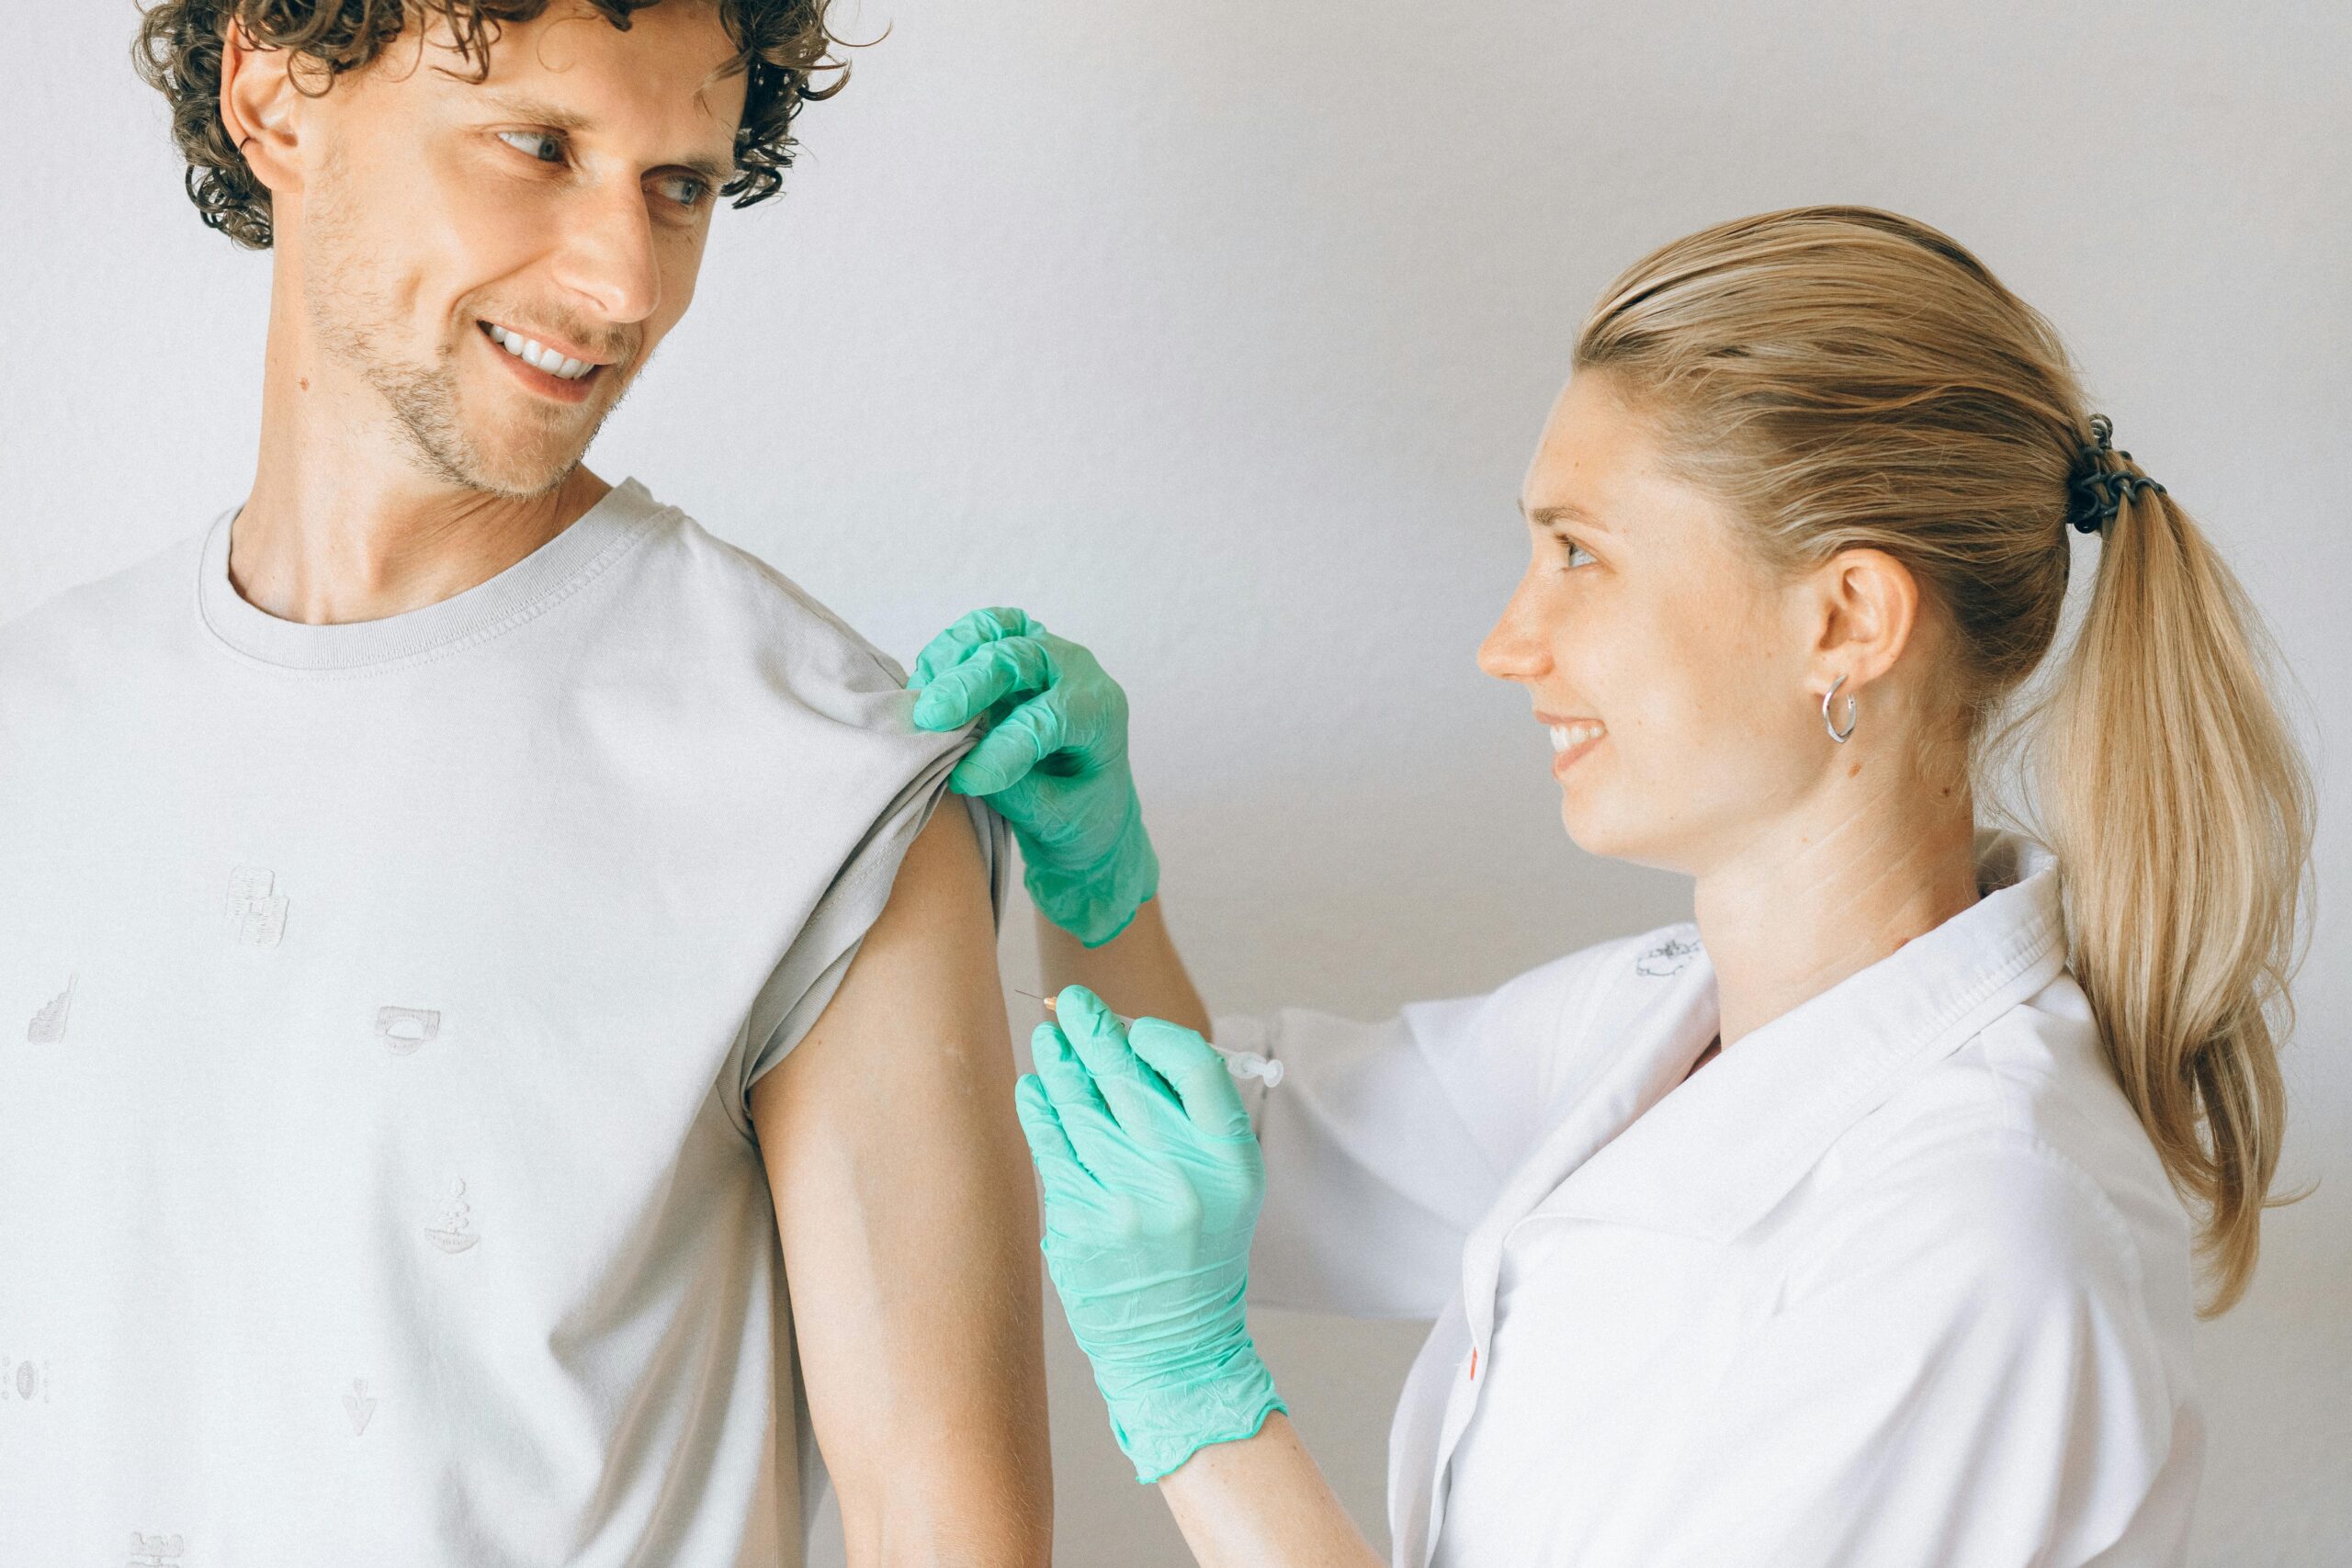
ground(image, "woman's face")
xmin=1477 ymin=372 xmax=1831 ymax=875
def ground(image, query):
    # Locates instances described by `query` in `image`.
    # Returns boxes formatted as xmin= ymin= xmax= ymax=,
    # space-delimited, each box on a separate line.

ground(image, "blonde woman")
xmin=909 ymin=208 xmax=2313 ymax=1566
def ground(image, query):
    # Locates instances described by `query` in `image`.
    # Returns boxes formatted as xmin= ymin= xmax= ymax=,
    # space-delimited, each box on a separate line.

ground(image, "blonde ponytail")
xmin=1576 ymin=206 xmax=2315 ymax=1313
xmin=2042 ymin=457 xmax=2313 ymax=1313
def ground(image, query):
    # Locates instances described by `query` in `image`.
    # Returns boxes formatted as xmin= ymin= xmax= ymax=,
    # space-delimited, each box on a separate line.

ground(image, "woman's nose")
xmin=1477 ymin=574 xmax=1554 ymax=682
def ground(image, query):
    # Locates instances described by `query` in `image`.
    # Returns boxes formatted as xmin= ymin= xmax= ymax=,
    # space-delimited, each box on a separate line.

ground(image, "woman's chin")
xmin=1557 ymin=788 xmax=1655 ymax=866
xmin=1561 ymin=790 xmax=1709 ymax=877
xmin=1557 ymin=793 xmax=1611 ymax=856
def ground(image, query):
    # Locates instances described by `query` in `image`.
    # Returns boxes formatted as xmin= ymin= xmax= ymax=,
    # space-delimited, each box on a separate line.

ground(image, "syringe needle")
xmin=1013 ymin=988 xmax=1283 ymax=1087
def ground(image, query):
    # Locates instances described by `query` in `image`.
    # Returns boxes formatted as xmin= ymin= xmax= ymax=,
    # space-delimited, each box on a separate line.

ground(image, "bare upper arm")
xmin=748 ymin=801 xmax=1050 ymax=1562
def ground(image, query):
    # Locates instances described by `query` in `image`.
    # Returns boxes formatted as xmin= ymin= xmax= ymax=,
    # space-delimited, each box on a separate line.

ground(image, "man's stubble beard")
xmin=302 ymin=166 xmax=637 ymax=501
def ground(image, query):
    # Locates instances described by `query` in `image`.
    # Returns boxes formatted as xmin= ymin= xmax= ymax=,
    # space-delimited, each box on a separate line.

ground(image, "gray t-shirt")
xmin=0 ymin=478 xmax=1002 ymax=1565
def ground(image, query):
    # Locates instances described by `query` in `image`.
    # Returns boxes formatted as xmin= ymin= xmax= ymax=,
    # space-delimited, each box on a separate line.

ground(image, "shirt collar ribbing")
xmin=195 ymin=476 xmax=667 ymax=674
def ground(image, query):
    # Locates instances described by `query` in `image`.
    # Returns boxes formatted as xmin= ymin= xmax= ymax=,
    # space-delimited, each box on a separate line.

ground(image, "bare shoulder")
xmin=750 ymin=799 xmax=1003 ymax=1128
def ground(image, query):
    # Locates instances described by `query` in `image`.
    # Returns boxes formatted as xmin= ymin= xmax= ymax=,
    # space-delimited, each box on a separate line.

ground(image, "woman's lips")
xmin=1547 ymin=718 xmax=1606 ymax=778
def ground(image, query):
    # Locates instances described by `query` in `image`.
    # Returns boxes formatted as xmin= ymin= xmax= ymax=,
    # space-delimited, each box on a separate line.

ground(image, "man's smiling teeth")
xmin=1550 ymin=721 xmax=1605 ymax=753
xmin=487 ymin=324 xmax=593 ymax=381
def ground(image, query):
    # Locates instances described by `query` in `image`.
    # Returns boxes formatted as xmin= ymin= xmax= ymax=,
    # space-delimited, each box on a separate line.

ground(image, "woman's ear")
xmin=218 ymin=21 xmax=307 ymax=201
xmin=1805 ymin=546 xmax=1921 ymax=694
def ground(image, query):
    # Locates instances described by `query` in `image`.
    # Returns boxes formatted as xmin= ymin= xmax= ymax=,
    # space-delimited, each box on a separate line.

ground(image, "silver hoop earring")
xmin=1822 ymin=675 xmax=1857 ymax=744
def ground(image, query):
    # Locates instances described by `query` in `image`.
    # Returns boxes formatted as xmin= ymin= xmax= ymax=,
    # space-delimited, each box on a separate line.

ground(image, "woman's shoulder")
xmin=1847 ymin=971 xmax=2183 ymax=1213
xmin=1804 ymin=969 xmax=2197 ymax=1342
xmin=1476 ymin=919 xmax=1708 ymax=1017
xmin=1392 ymin=921 xmax=1712 ymax=1101
xmin=1491 ymin=919 xmax=1710 ymax=1045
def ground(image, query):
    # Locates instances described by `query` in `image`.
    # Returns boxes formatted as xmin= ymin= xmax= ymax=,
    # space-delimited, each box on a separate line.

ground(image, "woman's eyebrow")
xmin=1521 ymin=499 xmax=1610 ymax=533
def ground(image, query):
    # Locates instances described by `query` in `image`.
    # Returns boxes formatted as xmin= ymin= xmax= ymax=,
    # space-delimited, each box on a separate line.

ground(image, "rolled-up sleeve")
xmin=1216 ymin=954 xmax=1600 ymax=1320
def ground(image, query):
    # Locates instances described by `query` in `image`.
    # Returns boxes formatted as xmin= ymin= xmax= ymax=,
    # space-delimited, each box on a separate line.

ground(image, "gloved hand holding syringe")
xmin=1014 ymin=988 xmax=1284 ymax=1087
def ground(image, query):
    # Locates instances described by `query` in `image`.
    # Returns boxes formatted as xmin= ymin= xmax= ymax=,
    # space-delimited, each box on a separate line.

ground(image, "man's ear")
xmin=218 ymin=22 xmax=307 ymax=201
xmin=1805 ymin=546 xmax=1921 ymax=695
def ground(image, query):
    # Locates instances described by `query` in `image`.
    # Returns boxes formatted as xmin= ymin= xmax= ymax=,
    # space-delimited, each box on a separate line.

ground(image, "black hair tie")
xmin=2067 ymin=414 xmax=2166 ymax=535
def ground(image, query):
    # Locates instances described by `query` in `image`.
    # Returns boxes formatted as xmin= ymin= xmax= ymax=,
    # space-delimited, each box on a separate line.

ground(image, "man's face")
xmin=283 ymin=1 xmax=746 ymax=496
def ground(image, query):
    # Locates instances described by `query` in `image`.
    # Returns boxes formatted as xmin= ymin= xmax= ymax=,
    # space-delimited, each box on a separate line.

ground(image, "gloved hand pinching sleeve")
xmin=908 ymin=608 xmax=1159 ymax=947
xmin=1013 ymin=987 xmax=1285 ymax=1483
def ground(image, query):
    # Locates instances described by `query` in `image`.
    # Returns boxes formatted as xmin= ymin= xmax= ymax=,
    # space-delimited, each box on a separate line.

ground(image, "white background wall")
xmin=6 ymin=2 xmax=2346 ymax=1562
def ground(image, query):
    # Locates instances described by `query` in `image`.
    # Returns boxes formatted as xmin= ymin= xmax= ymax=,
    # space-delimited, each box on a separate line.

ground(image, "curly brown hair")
xmin=133 ymin=0 xmax=845 ymax=250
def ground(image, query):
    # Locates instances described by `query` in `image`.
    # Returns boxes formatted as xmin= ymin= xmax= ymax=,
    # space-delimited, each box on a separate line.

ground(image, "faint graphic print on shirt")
xmin=26 ymin=976 xmax=74 ymax=1043
xmin=1 ymin=1356 xmax=51 ymax=1403
xmin=375 ymin=1006 xmax=441 ymax=1055
xmin=1635 ymin=935 xmax=1701 ymax=976
xmin=224 ymin=866 xmax=288 ymax=948
xmin=425 ymin=1179 xmax=478 ymax=1253
xmin=127 ymin=1532 xmax=185 ymax=1566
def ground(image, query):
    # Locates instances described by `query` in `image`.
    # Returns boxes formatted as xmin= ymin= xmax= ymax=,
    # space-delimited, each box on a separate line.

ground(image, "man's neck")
xmin=230 ymin=456 xmax=610 ymax=628
xmin=232 ymin=312 xmax=611 ymax=626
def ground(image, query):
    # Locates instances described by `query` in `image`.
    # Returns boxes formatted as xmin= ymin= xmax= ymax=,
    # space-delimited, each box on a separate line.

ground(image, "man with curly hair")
xmin=0 ymin=3 xmax=1053 ymax=1562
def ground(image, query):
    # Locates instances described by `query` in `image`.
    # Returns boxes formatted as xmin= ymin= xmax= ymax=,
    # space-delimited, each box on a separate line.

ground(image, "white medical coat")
xmin=1214 ymin=831 xmax=2199 ymax=1567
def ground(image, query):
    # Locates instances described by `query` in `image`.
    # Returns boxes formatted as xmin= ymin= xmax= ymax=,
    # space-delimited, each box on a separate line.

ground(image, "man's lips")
xmin=476 ymin=321 xmax=607 ymax=403
xmin=479 ymin=318 xmax=621 ymax=371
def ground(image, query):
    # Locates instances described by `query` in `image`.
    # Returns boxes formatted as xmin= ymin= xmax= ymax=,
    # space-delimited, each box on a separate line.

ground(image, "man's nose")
xmin=1476 ymin=571 xmax=1555 ymax=682
xmin=550 ymin=182 xmax=662 ymax=327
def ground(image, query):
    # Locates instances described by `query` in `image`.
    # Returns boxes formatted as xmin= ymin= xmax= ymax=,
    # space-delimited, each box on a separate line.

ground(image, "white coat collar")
xmin=1530 ymin=829 xmax=2069 ymax=1244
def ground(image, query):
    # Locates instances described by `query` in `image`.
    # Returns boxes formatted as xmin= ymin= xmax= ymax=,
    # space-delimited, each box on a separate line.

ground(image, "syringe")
xmin=1013 ymin=988 xmax=1284 ymax=1088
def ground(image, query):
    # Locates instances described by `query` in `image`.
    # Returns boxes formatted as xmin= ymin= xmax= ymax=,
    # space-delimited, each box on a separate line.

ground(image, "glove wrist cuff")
xmin=1023 ymin=792 xmax=1159 ymax=947
xmin=1099 ymin=1339 xmax=1285 ymax=1485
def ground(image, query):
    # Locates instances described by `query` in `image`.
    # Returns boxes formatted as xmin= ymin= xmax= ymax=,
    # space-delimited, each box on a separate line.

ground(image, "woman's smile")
xmin=1542 ymin=713 xmax=1608 ymax=777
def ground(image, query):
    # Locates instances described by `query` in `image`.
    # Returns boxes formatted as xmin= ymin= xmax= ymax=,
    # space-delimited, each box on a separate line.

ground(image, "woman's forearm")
xmin=1158 ymin=1413 xmax=1384 ymax=1568
xmin=1035 ymin=897 xmax=1212 ymax=1037
xmin=1023 ymin=933 xmax=1365 ymax=1566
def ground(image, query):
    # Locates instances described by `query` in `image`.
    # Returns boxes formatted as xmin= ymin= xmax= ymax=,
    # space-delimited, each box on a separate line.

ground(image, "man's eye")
xmin=655 ymin=175 xmax=710 ymax=209
xmin=1560 ymin=539 xmax=1596 ymax=570
xmin=498 ymin=130 xmax=564 ymax=164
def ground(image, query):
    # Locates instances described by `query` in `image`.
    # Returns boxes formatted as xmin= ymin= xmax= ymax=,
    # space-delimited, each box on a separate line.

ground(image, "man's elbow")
xmin=832 ymin=1451 xmax=1054 ymax=1568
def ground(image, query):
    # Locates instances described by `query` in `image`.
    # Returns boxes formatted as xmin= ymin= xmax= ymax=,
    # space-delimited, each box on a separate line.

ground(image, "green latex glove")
xmin=1014 ymin=986 xmax=1284 ymax=1483
xmin=908 ymin=607 xmax=1159 ymax=947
